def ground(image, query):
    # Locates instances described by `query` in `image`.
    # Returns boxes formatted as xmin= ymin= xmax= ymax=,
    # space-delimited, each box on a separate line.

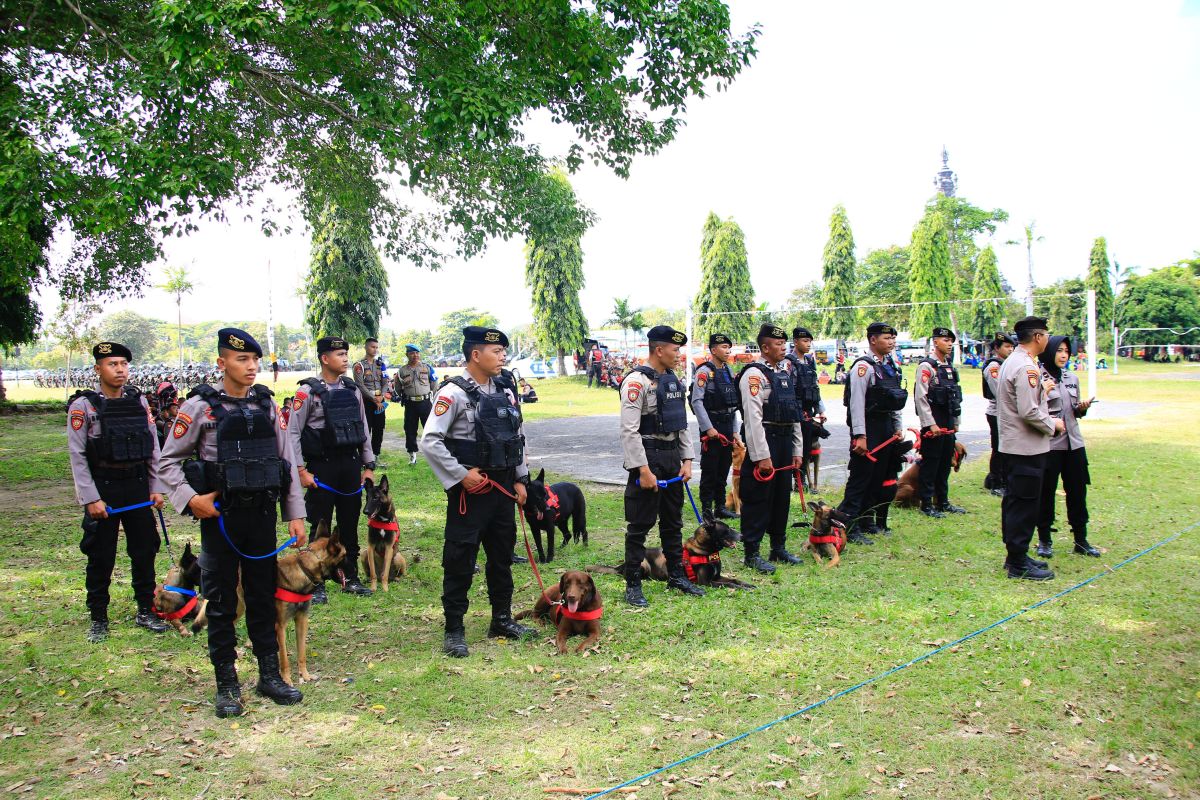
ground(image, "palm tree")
xmin=1005 ymin=221 xmax=1043 ymax=316
xmin=606 ymin=297 xmax=645 ymax=350
xmin=158 ymin=265 xmax=195 ymax=369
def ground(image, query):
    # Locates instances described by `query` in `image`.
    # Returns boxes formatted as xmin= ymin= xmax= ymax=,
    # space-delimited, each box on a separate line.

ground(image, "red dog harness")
xmin=535 ymin=485 xmax=561 ymax=523
xmin=367 ymin=518 xmax=399 ymax=532
xmin=809 ymin=520 xmax=847 ymax=553
xmin=682 ymin=550 xmax=721 ymax=583
xmin=552 ymin=604 xmax=603 ymax=623
xmin=153 ymin=587 xmax=198 ymax=621
xmin=274 ymin=587 xmax=314 ymax=603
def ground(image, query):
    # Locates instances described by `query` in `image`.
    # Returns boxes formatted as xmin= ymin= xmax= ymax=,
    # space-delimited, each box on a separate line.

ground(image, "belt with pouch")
xmin=406 ymin=395 xmax=430 ymax=402
xmin=640 ymin=437 xmax=680 ymax=451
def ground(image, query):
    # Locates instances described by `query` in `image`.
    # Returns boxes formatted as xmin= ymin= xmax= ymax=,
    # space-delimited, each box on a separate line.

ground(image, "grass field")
xmin=0 ymin=361 xmax=1196 ymax=799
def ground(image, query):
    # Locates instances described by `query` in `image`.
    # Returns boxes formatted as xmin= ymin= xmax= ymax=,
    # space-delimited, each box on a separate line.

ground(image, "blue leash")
xmin=314 ymin=478 xmax=363 ymax=496
xmin=583 ymin=520 xmax=1200 ymax=799
xmin=654 ymin=476 xmax=703 ymax=525
xmin=162 ymin=584 xmax=197 ymax=597
xmin=105 ymin=500 xmax=155 ymax=514
xmin=212 ymin=502 xmax=297 ymax=560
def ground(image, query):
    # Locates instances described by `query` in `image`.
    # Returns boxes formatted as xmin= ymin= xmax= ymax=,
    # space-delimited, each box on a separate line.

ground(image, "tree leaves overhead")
xmin=694 ymin=213 xmax=755 ymax=344
xmin=970 ymin=245 xmax=1005 ymax=338
xmin=1115 ymin=266 xmax=1200 ymax=351
xmin=304 ymin=204 xmax=389 ymax=343
xmin=1087 ymin=236 xmax=1115 ymax=332
xmin=820 ymin=204 xmax=857 ymax=340
xmin=908 ymin=209 xmax=953 ymax=338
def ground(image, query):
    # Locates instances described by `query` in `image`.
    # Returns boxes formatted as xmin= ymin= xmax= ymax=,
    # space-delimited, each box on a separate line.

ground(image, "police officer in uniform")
xmin=618 ymin=325 xmax=702 ymax=606
xmin=997 ymin=316 xmax=1062 ymax=581
xmin=838 ymin=322 xmax=908 ymax=544
xmin=982 ymin=332 xmax=1015 ymax=496
xmin=290 ymin=337 xmax=376 ymax=600
xmin=68 ymin=342 xmax=168 ymax=642
xmin=395 ymin=344 xmax=435 ymax=465
xmin=353 ymin=338 xmax=392 ymax=462
xmin=738 ymin=324 xmax=804 ymax=573
xmin=913 ymin=327 xmax=966 ymax=518
xmin=785 ymin=326 xmax=826 ymax=489
xmin=690 ymin=333 xmax=741 ymax=520
xmin=158 ymin=329 xmax=307 ymax=716
xmin=420 ymin=327 xmax=536 ymax=656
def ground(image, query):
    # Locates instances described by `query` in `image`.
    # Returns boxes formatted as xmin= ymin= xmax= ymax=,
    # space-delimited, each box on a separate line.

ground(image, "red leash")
xmin=700 ymin=432 xmax=732 ymax=453
xmin=460 ymin=472 xmax=548 ymax=598
xmin=863 ymin=433 xmax=901 ymax=462
xmin=752 ymin=462 xmax=805 ymax=506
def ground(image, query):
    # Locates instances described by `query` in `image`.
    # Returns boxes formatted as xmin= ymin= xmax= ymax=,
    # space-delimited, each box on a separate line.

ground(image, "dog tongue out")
xmin=567 ymin=599 xmax=579 ymax=613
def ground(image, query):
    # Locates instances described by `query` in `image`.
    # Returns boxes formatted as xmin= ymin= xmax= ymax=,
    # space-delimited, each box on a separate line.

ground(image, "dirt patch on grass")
xmin=0 ymin=480 xmax=72 ymax=512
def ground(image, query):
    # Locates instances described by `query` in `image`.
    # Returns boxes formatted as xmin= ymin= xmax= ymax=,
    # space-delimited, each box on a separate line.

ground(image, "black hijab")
xmin=1038 ymin=335 xmax=1072 ymax=381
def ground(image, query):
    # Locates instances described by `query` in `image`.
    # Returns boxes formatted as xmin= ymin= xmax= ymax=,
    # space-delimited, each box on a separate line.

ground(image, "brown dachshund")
xmin=725 ymin=439 xmax=747 ymax=515
xmin=894 ymin=440 xmax=968 ymax=508
xmin=803 ymin=500 xmax=849 ymax=568
xmin=515 ymin=570 xmax=602 ymax=654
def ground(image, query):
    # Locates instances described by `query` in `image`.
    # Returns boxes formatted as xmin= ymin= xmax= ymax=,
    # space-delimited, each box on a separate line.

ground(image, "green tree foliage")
xmin=395 ymin=329 xmax=437 ymax=359
xmin=158 ymin=265 xmax=195 ymax=369
xmin=607 ymin=298 xmax=646 ymax=350
xmin=1087 ymin=237 xmax=1115 ymax=334
xmin=819 ymin=205 xmax=857 ymax=340
xmin=927 ymin=195 xmax=1009 ymax=296
xmin=1034 ymin=278 xmax=1086 ymax=341
xmin=433 ymin=309 xmax=499 ymax=357
xmin=780 ymin=282 xmax=823 ymax=338
xmin=1115 ymin=266 xmax=1200 ymax=358
xmin=524 ymin=170 xmax=592 ymax=376
xmin=694 ymin=216 xmax=755 ymax=344
xmin=99 ymin=311 xmax=163 ymax=363
xmin=856 ymin=246 xmax=910 ymax=333
xmin=970 ymin=245 xmax=1005 ymax=338
xmin=1 ymin=2 xmax=759 ymax=348
xmin=641 ymin=307 xmax=686 ymax=331
xmin=304 ymin=204 xmax=390 ymax=344
xmin=908 ymin=210 xmax=954 ymax=338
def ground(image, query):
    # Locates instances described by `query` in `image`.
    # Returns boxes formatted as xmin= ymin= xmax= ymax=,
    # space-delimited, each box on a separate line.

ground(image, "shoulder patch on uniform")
xmin=292 ymin=393 xmax=306 ymax=411
xmin=748 ymin=375 xmax=761 ymax=397
xmin=1026 ymin=369 xmax=1039 ymax=388
xmin=696 ymin=371 xmax=708 ymax=387
xmin=857 ymin=363 xmax=868 ymax=377
xmin=920 ymin=369 xmax=930 ymax=383
xmin=989 ymin=366 xmax=999 ymax=378
xmin=434 ymin=397 xmax=451 ymax=416
xmin=70 ymin=409 xmax=85 ymax=430
xmin=626 ymin=383 xmax=641 ymax=404
xmin=172 ymin=412 xmax=192 ymax=439
xmin=353 ymin=363 xmax=363 ymax=374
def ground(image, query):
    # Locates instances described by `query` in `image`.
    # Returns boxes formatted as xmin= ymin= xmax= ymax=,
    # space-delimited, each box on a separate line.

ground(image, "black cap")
xmin=992 ymin=331 xmax=1016 ymax=346
xmin=647 ymin=325 xmax=687 ymax=345
xmin=709 ymin=333 xmax=732 ymax=347
xmin=218 ymin=328 xmax=262 ymax=357
xmin=316 ymin=336 xmax=349 ymax=354
xmin=866 ymin=322 xmax=897 ymax=337
xmin=463 ymin=326 xmax=510 ymax=347
xmin=792 ymin=326 xmax=814 ymax=340
xmin=931 ymin=326 xmax=956 ymax=342
xmin=92 ymin=341 xmax=132 ymax=362
xmin=757 ymin=323 xmax=787 ymax=341
xmin=1013 ymin=315 xmax=1049 ymax=336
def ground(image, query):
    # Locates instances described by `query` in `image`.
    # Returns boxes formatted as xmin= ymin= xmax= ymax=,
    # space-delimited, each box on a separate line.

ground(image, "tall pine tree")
xmin=304 ymin=203 xmax=389 ymax=342
xmin=820 ymin=204 xmax=857 ymax=339
xmin=971 ymin=245 xmax=1005 ymax=337
xmin=908 ymin=209 xmax=953 ymax=339
xmin=1087 ymin=236 xmax=1115 ymax=337
xmin=524 ymin=169 xmax=592 ymax=376
xmin=694 ymin=215 xmax=755 ymax=344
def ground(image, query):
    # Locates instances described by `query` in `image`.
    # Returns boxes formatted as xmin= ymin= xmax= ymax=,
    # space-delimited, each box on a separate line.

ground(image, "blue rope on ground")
xmin=584 ymin=520 xmax=1200 ymax=799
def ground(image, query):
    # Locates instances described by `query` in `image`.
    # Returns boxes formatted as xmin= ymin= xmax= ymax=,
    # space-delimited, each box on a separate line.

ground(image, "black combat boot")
xmin=135 ymin=605 xmax=169 ymax=634
xmin=487 ymin=613 xmax=536 ymax=640
xmin=511 ymin=552 xmax=529 ymax=564
xmin=87 ymin=618 xmax=109 ymax=644
xmin=443 ymin=627 xmax=469 ymax=658
xmin=768 ymin=547 xmax=803 ymax=565
xmin=255 ymin=652 xmax=303 ymax=705
xmin=342 ymin=579 xmax=373 ymax=596
xmin=939 ymin=502 xmax=967 ymax=515
xmin=1035 ymin=540 xmax=1053 ymax=558
xmin=213 ymin=662 xmax=244 ymax=718
xmin=920 ymin=503 xmax=945 ymax=519
xmin=743 ymin=548 xmax=776 ymax=574
xmin=311 ymin=581 xmax=328 ymax=605
xmin=624 ymin=567 xmax=649 ymax=607
xmin=666 ymin=569 xmax=705 ymax=596
xmin=1006 ymin=560 xmax=1055 ymax=581
xmin=846 ymin=527 xmax=874 ymax=545
xmin=1073 ymin=539 xmax=1101 ymax=557
xmin=716 ymin=505 xmax=740 ymax=520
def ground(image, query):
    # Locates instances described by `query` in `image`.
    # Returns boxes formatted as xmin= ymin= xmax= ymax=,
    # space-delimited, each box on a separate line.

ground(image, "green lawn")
xmin=0 ymin=365 xmax=1196 ymax=799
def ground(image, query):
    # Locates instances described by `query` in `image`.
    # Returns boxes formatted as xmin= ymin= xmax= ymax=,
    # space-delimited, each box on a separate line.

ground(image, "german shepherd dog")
xmin=275 ymin=520 xmax=345 ymax=684
xmin=725 ymin=439 xmax=747 ymax=516
xmin=894 ymin=440 xmax=968 ymax=508
xmin=515 ymin=570 xmax=603 ymax=654
xmin=525 ymin=469 xmax=588 ymax=563
xmin=361 ymin=476 xmax=408 ymax=591
xmin=588 ymin=515 xmax=755 ymax=589
xmin=802 ymin=418 xmax=831 ymax=491
xmin=153 ymin=542 xmax=205 ymax=636
xmin=803 ymin=500 xmax=850 ymax=568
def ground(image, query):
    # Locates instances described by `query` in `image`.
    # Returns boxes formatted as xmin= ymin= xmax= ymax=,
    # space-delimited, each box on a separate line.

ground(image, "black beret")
xmin=217 ymin=328 xmax=262 ymax=357
xmin=757 ymin=323 xmax=787 ymax=341
xmin=866 ymin=322 xmax=897 ymax=337
xmin=316 ymin=336 xmax=350 ymax=354
xmin=1013 ymin=315 xmax=1049 ymax=335
xmin=992 ymin=331 xmax=1016 ymax=346
xmin=92 ymin=341 xmax=132 ymax=362
xmin=709 ymin=333 xmax=732 ymax=347
xmin=647 ymin=325 xmax=687 ymax=345
xmin=463 ymin=326 xmax=510 ymax=347
xmin=792 ymin=326 xmax=814 ymax=340
xmin=931 ymin=326 xmax=956 ymax=341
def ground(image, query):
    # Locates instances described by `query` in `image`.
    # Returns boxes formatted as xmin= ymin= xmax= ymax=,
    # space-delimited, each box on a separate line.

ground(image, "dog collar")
xmin=154 ymin=587 xmax=198 ymax=621
xmin=554 ymin=605 xmax=603 ymax=622
xmin=367 ymin=518 xmax=399 ymax=531
xmin=274 ymin=587 xmax=314 ymax=603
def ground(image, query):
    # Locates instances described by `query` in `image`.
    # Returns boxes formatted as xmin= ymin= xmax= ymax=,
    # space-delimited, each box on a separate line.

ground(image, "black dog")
xmin=588 ymin=514 xmax=755 ymax=589
xmin=525 ymin=469 xmax=588 ymax=563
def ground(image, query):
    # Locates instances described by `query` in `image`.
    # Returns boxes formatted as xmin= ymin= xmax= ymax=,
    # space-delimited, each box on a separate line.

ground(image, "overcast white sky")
xmin=74 ymin=0 xmax=1200 ymax=335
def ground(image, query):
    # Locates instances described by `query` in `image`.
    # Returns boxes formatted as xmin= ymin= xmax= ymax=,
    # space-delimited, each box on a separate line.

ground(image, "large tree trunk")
xmin=556 ymin=347 xmax=567 ymax=377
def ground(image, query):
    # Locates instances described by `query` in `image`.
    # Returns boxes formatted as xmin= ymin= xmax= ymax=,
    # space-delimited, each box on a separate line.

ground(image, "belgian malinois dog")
xmin=588 ymin=515 xmax=755 ymax=589
xmin=275 ymin=520 xmax=346 ymax=684
xmin=803 ymin=500 xmax=850 ymax=568
xmin=361 ymin=476 xmax=408 ymax=591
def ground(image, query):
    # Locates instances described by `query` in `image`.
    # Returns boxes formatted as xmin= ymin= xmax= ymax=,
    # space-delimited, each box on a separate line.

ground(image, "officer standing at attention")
xmin=420 ymin=326 xmax=536 ymax=657
xmin=838 ymin=322 xmax=908 ymax=544
xmin=690 ymin=333 xmax=741 ymax=520
xmin=738 ymin=323 xmax=804 ymax=573
xmin=394 ymin=344 xmax=435 ymax=466
xmin=290 ymin=337 xmax=376 ymax=600
xmin=997 ymin=315 xmax=1063 ymax=581
xmin=68 ymin=342 xmax=168 ymax=642
xmin=982 ymin=332 xmax=1015 ymax=496
xmin=158 ymin=328 xmax=306 ymax=716
xmin=913 ymin=327 xmax=966 ymax=518
xmin=785 ymin=326 xmax=826 ymax=489
xmin=618 ymin=325 xmax=702 ymax=606
xmin=353 ymin=338 xmax=392 ymax=464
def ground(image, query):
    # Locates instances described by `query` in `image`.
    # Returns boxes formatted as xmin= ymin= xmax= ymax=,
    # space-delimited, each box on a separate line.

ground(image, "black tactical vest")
xmin=80 ymin=388 xmax=155 ymax=465
xmin=920 ymin=357 xmax=963 ymax=424
xmin=844 ymin=356 xmax=908 ymax=421
xmin=444 ymin=371 xmax=525 ymax=470
xmin=696 ymin=362 xmax=739 ymax=421
xmin=628 ymin=366 xmax=687 ymax=435
xmin=981 ymin=357 xmax=1002 ymax=401
xmin=739 ymin=362 xmax=802 ymax=424
xmin=190 ymin=384 xmax=286 ymax=500
xmin=785 ymin=353 xmax=822 ymax=410
xmin=298 ymin=377 xmax=367 ymax=461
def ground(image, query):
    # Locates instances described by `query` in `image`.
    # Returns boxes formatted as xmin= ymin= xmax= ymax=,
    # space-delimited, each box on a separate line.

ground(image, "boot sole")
xmin=256 ymin=687 xmax=303 ymax=705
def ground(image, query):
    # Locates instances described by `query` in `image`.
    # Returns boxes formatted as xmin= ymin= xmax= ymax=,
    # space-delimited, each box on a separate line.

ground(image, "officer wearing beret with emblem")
xmin=690 ymin=333 xmax=741 ymax=520
xmin=419 ymin=327 xmax=536 ymax=657
xmin=981 ymin=332 xmax=1016 ymax=496
xmin=158 ymin=329 xmax=307 ymax=716
xmin=785 ymin=326 xmax=827 ymax=490
xmin=68 ymin=342 xmax=168 ymax=642
xmin=289 ymin=336 xmax=376 ymax=600
xmin=838 ymin=322 xmax=908 ymax=544
xmin=997 ymin=315 xmax=1063 ymax=581
xmin=737 ymin=323 xmax=805 ymax=573
xmin=353 ymin=338 xmax=392 ymax=463
xmin=913 ymin=326 xmax=966 ymax=518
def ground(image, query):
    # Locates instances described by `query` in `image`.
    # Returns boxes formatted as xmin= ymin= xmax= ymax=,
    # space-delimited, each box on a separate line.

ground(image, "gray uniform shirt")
xmin=419 ymin=371 xmax=530 ymax=490
xmin=847 ymin=354 xmax=903 ymax=438
xmin=913 ymin=356 xmax=961 ymax=430
xmin=738 ymin=358 xmax=804 ymax=464
xmin=997 ymin=345 xmax=1056 ymax=455
xmin=689 ymin=362 xmax=741 ymax=434
xmin=67 ymin=389 xmax=161 ymax=507
xmin=395 ymin=361 xmax=434 ymax=400
xmin=156 ymin=386 xmax=304 ymax=519
xmin=982 ymin=358 xmax=1003 ymax=417
xmin=353 ymin=357 xmax=389 ymax=398
xmin=287 ymin=377 xmax=376 ymax=468
xmin=619 ymin=368 xmax=693 ymax=470
xmin=1042 ymin=368 xmax=1088 ymax=451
